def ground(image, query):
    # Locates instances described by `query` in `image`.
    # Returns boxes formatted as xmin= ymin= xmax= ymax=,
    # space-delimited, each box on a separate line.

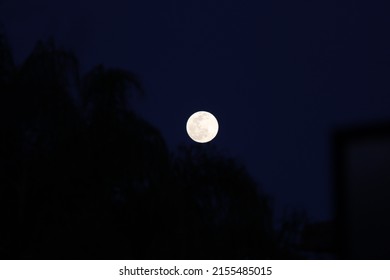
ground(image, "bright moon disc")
xmin=186 ymin=111 xmax=219 ymax=143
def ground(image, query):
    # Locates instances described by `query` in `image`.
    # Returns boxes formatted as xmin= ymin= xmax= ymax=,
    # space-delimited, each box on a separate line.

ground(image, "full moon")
xmin=186 ymin=111 xmax=219 ymax=143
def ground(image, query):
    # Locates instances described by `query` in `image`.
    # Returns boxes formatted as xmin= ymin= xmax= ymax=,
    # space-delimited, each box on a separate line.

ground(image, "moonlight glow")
xmin=186 ymin=111 xmax=219 ymax=143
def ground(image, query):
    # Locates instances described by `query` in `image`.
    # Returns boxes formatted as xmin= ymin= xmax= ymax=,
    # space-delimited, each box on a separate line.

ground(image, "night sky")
xmin=1 ymin=0 xmax=390 ymax=222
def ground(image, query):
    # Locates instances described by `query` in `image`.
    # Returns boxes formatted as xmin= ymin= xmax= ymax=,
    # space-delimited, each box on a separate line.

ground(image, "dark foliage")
xmin=0 ymin=34 xmax=287 ymax=259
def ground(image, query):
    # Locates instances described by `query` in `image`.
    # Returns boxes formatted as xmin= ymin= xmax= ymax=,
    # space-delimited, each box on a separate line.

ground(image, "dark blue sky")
xmin=2 ymin=0 xmax=390 ymax=222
